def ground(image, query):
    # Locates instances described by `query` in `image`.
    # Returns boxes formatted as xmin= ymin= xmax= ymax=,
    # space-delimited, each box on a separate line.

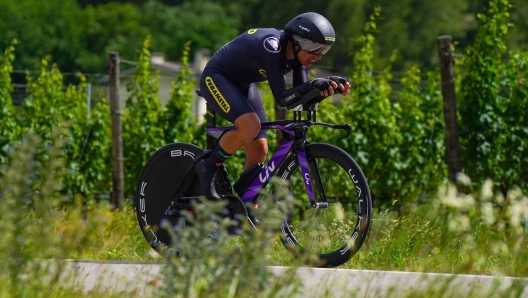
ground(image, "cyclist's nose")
xmin=312 ymin=54 xmax=323 ymax=61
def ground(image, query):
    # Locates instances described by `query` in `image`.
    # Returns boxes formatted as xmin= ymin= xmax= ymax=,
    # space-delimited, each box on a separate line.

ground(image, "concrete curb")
xmin=64 ymin=260 xmax=528 ymax=297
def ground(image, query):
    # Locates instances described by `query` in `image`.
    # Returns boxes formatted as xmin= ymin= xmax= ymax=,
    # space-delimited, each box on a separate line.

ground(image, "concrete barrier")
xmin=64 ymin=260 xmax=528 ymax=297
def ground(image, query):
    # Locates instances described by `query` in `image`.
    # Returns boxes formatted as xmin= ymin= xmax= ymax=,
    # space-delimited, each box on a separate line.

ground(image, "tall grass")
xmin=0 ymin=126 xmax=154 ymax=297
xmin=350 ymin=174 xmax=528 ymax=278
xmin=158 ymin=180 xmax=305 ymax=297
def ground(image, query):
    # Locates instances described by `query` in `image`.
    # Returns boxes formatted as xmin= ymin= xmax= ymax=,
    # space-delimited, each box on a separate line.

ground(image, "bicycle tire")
xmin=276 ymin=143 xmax=372 ymax=267
xmin=135 ymin=142 xmax=231 ymax=256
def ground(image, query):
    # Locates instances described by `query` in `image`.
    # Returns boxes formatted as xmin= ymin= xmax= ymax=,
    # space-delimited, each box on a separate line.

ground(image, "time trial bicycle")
xmin=136 ymin=88 xmax=373 ymax=268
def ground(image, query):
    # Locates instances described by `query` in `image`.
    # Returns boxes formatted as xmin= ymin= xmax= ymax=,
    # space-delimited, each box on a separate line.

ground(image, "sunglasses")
xmin=292 ymin=35 xmax=333 ymax=55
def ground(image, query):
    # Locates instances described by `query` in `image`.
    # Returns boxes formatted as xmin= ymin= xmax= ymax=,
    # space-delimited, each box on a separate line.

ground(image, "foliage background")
xmin=0 ymin=3 xmax=527 ymax=296
xmin=0 ymin=0 xmax=527 ymax=209
xmin=1 ymin=0 xmax=528 ymax=75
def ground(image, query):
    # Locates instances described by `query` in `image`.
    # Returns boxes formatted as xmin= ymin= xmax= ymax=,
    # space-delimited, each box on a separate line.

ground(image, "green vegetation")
xmin=0 ymin=0 xmax=526 ymax=208
xmin=0 ymin=128 xmax=526 ymax=297
xmin=2 ymin=0 xmax=528 ymax=74
xmin=353 ymin=175 xmax=528 ymax=277
xmin=459 ymin=0 xmax=528 ymax=193
xmin=0 ymin=0 xmax=528 ymax=296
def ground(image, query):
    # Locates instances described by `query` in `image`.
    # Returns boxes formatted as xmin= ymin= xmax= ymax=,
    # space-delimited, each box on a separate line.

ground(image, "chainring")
xmin=221 ymin=195 xmax=249 ymax=234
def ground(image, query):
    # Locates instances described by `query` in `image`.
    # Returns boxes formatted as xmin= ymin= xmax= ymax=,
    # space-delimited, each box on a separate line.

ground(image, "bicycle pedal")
xmin=247 ymin=208 xmax=260 ymax=228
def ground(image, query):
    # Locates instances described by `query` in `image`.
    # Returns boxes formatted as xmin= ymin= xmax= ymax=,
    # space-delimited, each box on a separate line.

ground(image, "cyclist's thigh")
xmin=200 ymin=69 xmax=254 ymax=123
xmin=246 ymin=83 xmax=268 ymax=139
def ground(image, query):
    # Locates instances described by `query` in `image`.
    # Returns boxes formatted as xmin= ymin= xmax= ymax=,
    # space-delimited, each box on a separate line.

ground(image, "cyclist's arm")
xmin=267 ymin=64 xmax=312 ymax=107
xmin=292 ymin=63 xmax=308 ymax=86
xmin=258 ymin=35 xmax=318 ymax=107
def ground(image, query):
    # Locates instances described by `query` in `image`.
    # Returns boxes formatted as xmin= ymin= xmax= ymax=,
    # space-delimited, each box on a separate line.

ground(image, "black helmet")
xmin=284 ymin=12 xmax=336 ymax=50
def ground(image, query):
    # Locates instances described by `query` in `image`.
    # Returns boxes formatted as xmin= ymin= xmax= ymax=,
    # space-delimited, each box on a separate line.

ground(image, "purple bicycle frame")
xmin=206 ymin=122 xmax=317 ymax=205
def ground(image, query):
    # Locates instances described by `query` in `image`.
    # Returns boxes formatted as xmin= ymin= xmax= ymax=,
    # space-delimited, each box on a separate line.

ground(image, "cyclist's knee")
xmin=234 ymin=113 xmax=261 ymax=143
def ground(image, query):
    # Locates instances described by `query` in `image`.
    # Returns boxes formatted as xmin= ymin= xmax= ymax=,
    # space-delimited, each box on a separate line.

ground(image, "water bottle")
xmin=233 ymin=163 xmax=263 ymax=197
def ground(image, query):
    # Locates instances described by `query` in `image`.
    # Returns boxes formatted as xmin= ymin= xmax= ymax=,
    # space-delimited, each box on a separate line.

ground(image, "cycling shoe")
xmin=195 ymin=160 xmax=221 ymax=201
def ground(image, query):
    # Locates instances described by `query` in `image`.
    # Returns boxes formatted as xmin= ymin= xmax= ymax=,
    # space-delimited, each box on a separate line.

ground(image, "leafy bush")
xmin=459 ymin=0 xmax=528 ymax=193
xmin=122 ymin=35 xmax=165 ymax=199
xmin=331 ymin=9 xmax=446 ymax=208
xmin=160 ymin=179 xmax=304 ymax=297
xmin=0 ymin=42 xmax=112 ymax=204
xmin=395 ymin=67 xmax=447 ymax=202
xmin=0 ymin=40 xmax=21 ymax=164
xmin=164 ymin=41 xmax=198 ymax=144
xmin=0 ymin=127 xmax=88 ymax=296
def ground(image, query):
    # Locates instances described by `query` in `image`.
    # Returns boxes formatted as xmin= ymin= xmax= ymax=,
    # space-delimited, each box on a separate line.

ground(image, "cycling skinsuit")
xmin=199 ymin=28 xmax=313 ymax=139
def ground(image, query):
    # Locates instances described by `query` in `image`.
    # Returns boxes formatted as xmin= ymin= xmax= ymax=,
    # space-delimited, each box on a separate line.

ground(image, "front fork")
xmin=295 ymin=141 xmax=328 ymax=209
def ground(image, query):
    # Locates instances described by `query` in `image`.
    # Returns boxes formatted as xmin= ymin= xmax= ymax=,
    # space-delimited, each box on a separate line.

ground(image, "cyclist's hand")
xmin=310 ymin=78 xmax=339 ymax=97
xmin=327 ymin=76 xmax=351 ymax=95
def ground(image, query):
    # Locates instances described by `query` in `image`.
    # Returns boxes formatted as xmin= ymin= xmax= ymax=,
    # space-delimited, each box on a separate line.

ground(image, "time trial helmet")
xmin=284 ymin=12 xmax=336 ymax=55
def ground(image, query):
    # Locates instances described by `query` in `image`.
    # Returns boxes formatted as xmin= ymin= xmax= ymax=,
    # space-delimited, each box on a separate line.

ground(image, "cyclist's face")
xmin=297 ymin=47 xmax=323 ymax=68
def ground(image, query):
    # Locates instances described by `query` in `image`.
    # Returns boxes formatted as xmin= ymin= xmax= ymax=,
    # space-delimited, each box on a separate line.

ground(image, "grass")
xmin=1 ymin=128 xmax=527 ymax=297
xmin=86 ymin=191 xmax=528 ymax=278
xmin=346 ymin=178 xmax=528 ymax=277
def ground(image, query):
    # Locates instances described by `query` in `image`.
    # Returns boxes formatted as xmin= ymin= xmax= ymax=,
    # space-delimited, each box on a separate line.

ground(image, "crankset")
xmin=222 ymin=195 xmax=249 ymax=234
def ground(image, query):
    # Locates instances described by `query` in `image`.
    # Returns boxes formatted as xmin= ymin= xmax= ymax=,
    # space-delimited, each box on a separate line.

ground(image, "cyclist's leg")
xmin=243 ymin=139 xmax=268 ymax=170
xmin=243 ymin=83 xmax=268 ymax=170
xmin=197 ymin=69 xmax=260 ymax=199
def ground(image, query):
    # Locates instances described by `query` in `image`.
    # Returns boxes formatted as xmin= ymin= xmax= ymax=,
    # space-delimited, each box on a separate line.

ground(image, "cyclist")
xmin=197 ymin=12 xmax=351 ymax=200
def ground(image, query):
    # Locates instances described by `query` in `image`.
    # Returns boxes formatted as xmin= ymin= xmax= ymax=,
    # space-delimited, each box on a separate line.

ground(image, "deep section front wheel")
xmin=135 ymin=142 xmax=231 ymax=256
xmin=276 ymin=143 xmax=372 ymax=267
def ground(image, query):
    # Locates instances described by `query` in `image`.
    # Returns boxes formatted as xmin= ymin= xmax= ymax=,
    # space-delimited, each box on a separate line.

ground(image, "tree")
xmin=347 ymin=0 xmax=471 ymax=72
xmin=0 ymin=0 xmax=84 ymax=72
xmin=79 ymin=2 xmax=148 ymax=73
xmin=139 ymin=0 xmax=244 ymax=62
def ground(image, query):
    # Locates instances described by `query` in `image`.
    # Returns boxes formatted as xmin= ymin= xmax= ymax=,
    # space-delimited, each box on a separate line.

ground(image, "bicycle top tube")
xmin=206 ymin=119 xmax=351 ymax=142
xmin=206 ymin=120 xmax=300 ymax=136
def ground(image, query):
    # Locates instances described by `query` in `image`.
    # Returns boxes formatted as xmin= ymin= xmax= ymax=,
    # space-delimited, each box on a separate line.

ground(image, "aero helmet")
xmin=284 ymin=12 xmax=335 ymax=55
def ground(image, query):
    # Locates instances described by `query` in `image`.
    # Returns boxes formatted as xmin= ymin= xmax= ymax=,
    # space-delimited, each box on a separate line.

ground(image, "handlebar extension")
xmin=286 ymin=87 xmax=343 ymax=111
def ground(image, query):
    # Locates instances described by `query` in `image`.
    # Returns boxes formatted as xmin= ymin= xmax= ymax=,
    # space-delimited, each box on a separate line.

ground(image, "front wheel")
xmin=276 ymin=143 xmax=372 ymax=268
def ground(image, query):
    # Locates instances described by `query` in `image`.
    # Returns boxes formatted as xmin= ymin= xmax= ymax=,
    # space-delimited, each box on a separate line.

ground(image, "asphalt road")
xmin=63 ymin=260 xmax=528 ymax=297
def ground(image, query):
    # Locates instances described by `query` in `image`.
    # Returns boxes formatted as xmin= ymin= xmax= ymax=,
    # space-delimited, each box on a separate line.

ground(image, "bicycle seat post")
xmin=205 ymin=103 xmax=216 ymax=150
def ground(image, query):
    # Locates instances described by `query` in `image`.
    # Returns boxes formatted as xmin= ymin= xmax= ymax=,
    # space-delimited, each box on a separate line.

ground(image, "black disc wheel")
xmin=135 ymin=142 xmax=231 ymax=256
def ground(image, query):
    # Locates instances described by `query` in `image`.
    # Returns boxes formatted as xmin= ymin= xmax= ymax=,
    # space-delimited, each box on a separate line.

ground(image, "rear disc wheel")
xmin=135 ymin=142 xmax=231 ymax=256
